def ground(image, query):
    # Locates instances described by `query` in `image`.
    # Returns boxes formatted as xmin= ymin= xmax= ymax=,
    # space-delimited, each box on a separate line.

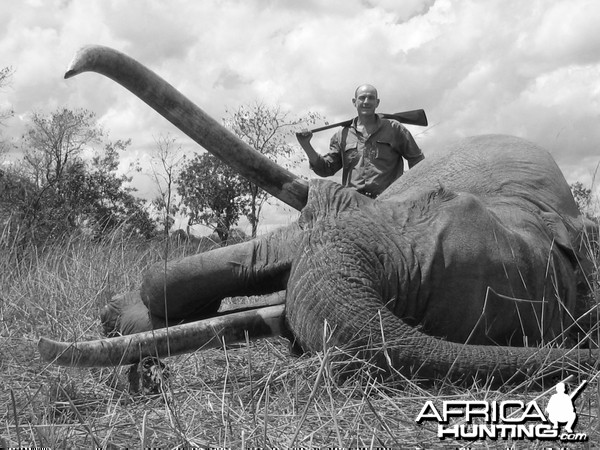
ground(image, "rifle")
xmin=302 ymin=109 xmax=428 ymax=135
xmin=569 ymin=380 xmax=588 ymax=400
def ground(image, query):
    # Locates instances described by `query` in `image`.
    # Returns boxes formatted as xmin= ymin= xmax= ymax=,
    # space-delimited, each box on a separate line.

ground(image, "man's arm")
xmin=296 ymin=131 xmax=321 ymax=167
xmin=397 ymin=123 xmax=424 ymax=168
xmin=297 ymin=131 xmax=342 ymax=177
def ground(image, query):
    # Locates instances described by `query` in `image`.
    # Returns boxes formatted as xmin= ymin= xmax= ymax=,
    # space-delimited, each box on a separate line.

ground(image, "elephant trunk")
xmin=38 ymin=304 xmax=285 ymax=367
xmin=286 ymin=246 xmax=594 ymax=384
xmin=382 ymin=329 xmax=591 ymax=383
xmin=316 ymin=304 xmax=593 ymax=384
xmin=65 ymin=45 xmax=308 ymax=211
xmin=367 ymin=292 xmax=587 ymax=382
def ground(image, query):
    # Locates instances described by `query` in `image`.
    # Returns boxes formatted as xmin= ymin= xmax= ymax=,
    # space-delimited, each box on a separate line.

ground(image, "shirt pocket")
xmin=374 ymin=140 xmax=397 ymax=163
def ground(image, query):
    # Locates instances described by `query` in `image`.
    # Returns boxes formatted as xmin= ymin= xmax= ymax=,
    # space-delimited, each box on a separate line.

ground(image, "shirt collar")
xmin=351 ymin=113 xmax=383 ymax=133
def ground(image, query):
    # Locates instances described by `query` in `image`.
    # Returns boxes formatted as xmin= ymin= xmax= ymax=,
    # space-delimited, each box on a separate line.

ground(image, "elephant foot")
xmin=101 ymin=291 xmax=167 ymax=336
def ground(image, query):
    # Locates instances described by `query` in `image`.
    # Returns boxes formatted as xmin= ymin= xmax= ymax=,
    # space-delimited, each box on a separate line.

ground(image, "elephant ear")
xmin=541 ymin=211 xmax=594 ymax=271
xmin=577 ymin=215 xmax=599 ymax=251
xmin=541 ymin=211 xmax=574 ymax=249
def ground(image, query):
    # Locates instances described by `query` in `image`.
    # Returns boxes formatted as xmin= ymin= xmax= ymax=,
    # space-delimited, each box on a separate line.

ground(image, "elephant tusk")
xmin=65 ymin=45 xmax=308 ymax=211
xmin=38 ymin=304 xmax=285 ymax=367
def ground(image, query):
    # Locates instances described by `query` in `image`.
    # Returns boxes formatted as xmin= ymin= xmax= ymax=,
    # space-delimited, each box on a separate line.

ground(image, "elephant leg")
xmin=102 ymin=226 xmax=299 ymax=335
xmin=102 ymin=289 xmax=289 ymax=337
xmin=141 ymin=227 xmax=297 ymax=321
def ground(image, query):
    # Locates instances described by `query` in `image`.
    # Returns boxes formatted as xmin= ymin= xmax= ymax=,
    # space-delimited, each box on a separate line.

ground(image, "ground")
xmin=1 ymin=232 xmax=599 ymax=448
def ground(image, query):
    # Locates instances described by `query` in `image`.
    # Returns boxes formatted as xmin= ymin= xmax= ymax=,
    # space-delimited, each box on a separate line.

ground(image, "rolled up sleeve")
xmin=406 ymin=152 xmax=424 ymax=168
xmin=398 ymin=125 xmax=424 ymax=168
xmin=309 ymin=135 xmax=343 ymax=177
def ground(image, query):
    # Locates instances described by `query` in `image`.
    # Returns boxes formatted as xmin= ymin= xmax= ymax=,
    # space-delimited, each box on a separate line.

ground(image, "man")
xmin=297 ymin=84 xmax=424 ymax=198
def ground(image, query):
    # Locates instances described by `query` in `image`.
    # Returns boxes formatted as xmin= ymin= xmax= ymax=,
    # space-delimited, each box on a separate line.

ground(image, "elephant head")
xmin=38 ymin=46 xmax=599 ymax=384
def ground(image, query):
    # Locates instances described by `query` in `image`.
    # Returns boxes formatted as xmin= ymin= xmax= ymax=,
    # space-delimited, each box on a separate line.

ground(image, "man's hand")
xmin=295 ymin=129 xmax=320 ymax=166
xmin=295 ymin=129 xmax=313 ymax=146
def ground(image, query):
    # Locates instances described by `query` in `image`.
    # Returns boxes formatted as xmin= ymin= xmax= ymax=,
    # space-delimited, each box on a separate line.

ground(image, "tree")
xmin=15 ymin=108 xmax=102 ymax=240
xmin=23 ymin=109 xmax=101 ymax=190
xmin=85 ymin=139 xmax=156 ymax=239
xmin=147 ymin=133 xmax=185 ymax=236
xmin=570 ymin=181 xmax=600 ymax=221
xmin=0 ymin=65 xmax=15 ymax=156
xmin=3 ymin=107 xmax=154 ymax=244
xmin=0 ymin=66 xmax=14 ymax=120
xmin=571 ymin=182 xmax=592 ymax=213
xmin=223 ymin=102 xmax=321 ymax=237
xmin=177 ymin=152 xmax=249 ymax=243
xmin=0 ymin=167 xmax=36 ymax=247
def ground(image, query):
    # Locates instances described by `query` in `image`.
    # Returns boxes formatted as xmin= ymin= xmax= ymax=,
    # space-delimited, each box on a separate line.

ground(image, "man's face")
xmin=353 ymin=86 xmax=380 ymax=116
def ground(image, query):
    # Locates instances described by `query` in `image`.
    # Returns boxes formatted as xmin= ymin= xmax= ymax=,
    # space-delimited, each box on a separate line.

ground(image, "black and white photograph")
xmin=1 ymin=1 xmax=599 ymax=448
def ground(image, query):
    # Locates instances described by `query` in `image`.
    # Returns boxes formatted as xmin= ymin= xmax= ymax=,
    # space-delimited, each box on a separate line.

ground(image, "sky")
xmin=1 ymin=0 xmax=600 ymax=233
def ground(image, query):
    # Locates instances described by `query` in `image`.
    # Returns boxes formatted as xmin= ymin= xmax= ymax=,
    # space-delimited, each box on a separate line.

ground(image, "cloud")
xmin=1 ymin=0 xmax=600 ymax=228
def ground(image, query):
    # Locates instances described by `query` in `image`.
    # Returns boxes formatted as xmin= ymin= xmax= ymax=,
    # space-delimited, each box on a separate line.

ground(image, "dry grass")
xmin=1 ymin=225 xmax=599 ymax=448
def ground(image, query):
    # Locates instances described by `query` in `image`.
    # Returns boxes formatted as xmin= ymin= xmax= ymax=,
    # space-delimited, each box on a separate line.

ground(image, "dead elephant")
xmin=39 ymin=46 xmax=599 ymax=385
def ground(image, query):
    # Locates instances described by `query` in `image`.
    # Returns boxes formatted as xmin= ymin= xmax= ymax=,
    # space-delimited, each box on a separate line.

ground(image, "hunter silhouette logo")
xmin=415 ymin=380 xmax=589 ymax=442
xmin=545 ymin=380 xmax=586 ymax=434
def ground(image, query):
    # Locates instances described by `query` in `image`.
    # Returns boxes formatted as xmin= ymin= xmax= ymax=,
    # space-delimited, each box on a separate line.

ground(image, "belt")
xmin=359 ymin=190 xmax=378 ymax=199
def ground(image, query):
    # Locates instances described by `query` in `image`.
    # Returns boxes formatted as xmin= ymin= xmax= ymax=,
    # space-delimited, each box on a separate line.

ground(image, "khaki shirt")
xmin=310 ymin=115 xmax=424 ymax=197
